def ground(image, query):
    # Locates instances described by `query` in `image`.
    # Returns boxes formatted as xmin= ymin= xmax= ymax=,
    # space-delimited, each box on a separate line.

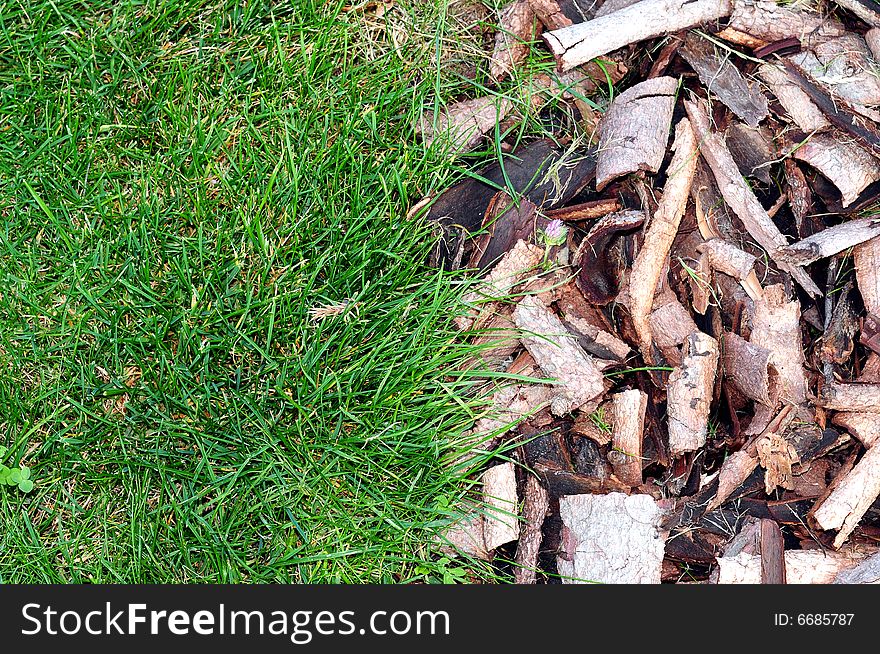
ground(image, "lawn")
xmin=0 ymin=0 xmax=510 ymax=583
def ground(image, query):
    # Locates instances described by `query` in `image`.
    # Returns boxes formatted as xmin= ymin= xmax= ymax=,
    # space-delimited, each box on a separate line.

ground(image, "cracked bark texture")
xmin=667 ymin=331 xmax=720 ymax=456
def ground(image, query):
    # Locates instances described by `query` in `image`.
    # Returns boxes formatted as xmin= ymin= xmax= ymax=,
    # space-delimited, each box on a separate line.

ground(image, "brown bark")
xmin=716 ymin=549 xmax=874 ymax=584
xmin=679 ymin=33 xmax=769 ymax=127
xmin=697 ymin=238 xmax=762 ymax=301
xmin=779 ymin=217 xmax=880 ymax=265
xmin=418 ymin=96 xmax=513 ymax=155
xmin=544 ymin=198 xmax=620 ymax=222
xmin=855 ymin=236 xmax=880 ymax=314
xmin=610 ymin=389 xmax=647 ymax=486
xmin=648 ymin=288 xmax=701 ymax=350
xmin=813 ymin=444 xmax=880 ymax=548
xmin=725 ymin=122 xmax=775 ymax=184
xmin=482 ymin=462 xmax=521 ymax=549
xmin=543 ymin=0 xmax=733 ymax=72
xmin=514 ymin=475 xmax=550 ymax=584
xmin=490 ymin=1 xmax=538 ymax=82
xmin=759 ymin=519 xmax=786 ymax=584
xmin=820 ymin=382 xmax=880 ymax=411
xmin=757 ymin=63 xmax=830 ymax=132
xmin=832 ymin=412 xmax=880 ymax=449
xmin=685 ymin=98 xmax=821 ymax=297
xmin=667 ymin=331 xmax=720 ymax=456
xmin=728 ymin=0 xmax=845 ymax=49
xmin=722 ymin=331 xmax=777 ymax=406
xmin=831 ymin=0 xmax=880 ymax=29
xmin=790 ymin=35 xmax=880 ymax=109
xmin=595 ymin=77 xmax=679 ymax=190
xmin=628 ymin=118 xmax=699 ymax=354
xmin=528 ymin=0 xmax=598 ymax=30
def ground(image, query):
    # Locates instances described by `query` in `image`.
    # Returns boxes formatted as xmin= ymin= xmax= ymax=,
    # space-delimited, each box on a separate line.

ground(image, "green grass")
xmin=0 ymin=0 xmax=517 ymax=583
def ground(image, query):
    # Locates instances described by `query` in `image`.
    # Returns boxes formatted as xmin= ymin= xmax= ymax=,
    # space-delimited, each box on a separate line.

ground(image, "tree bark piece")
xmin=716 ymin=549 xmax=874 ymax=584
xmin=457 ymin=240 xmax=544 ymax=331
xmin=595 ymin=77 xmax=679 ymax=191
xmin=725 ymin=123 xmax=775 ymax=184
xmin=722 ymin=331 xmax=777 ymax=406
xmin=482 ymin=462 xmax=521 ymax=550
xmin=418 ymin=96 xmax=512 ymax=156
xmin=575 ymin=210 xmax=645 ymax=304
xmin=833 ymin=551 xmax=880 ymax=584
xmin=557 ymin=492 xmax=665 ymax=583
xmin=728 ymin=0 xmax=845 ymax=49
xmin=868 ymin=28 xmax=880 ymax=61
xmin=490 ymin=1 xmax=538 ymax=81
xmin=832 ymin=412 xmax=880 ymax=448
xmin=832 ymin=0 xmax=880 ymax=29
xmin=667 ymin=331 xmax=720 ymax=456
xmin=789 ymin=135 xmax=880 ymax=209
xmin=759 ymin=519 xmax=786 ymax=584
xmin=528 ymin=0 xmax=598 ymax=30
xmin=855 ymin=236 xmax=880 ymax=314
xmin=543 ymin=0 xmax=733 ymax=72
xmin=610 ymin=389 xmax=647 ymax=486
xmin=697 ymin=239 xmax=762 ymax=301
xmin=779 ymin=216 xmax=880 ymax=265
xmin=514 ymin=475 xmax=550 ymax=584
xmin=756 ymin=432 xmax=799 ymax=494
xmin=513 ymin=294 xmax=606 ymax=415
xmin=628 ymin=118 xmax=699 ymax=354
xmin=648 ymin=289 xmax=701 ymax=351
xmin=750 ymin=284 xmax=808 ymax=405
xmin=679 ymin=33 xmax=769 ymax=127
xmin=790 ymin=35 xmax=880 ymax=108
xmin=757 ymin=63 xmax=830 ymax=132
xmin=812 ymin=444 xmax=880 ymax=548
xmin=544 ymin=198 xmax=620 ymax=222
xmin=685 ymin=98 xmax=821 ymax=297
xmin=820 ymin=383 xmax=880 ymax=411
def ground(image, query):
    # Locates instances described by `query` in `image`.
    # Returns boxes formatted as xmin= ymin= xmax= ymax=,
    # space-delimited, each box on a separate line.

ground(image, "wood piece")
xmin=820 ymin=383 xmax=880 ymax=411
xmin=667 ymin=331 xmax=720 ymax=456
xmin=855 ymin=236 xmax=880 ymax=314
xmin=543 ymin=0 xmax=733 ymax=72
xmin=789 ymin=135 xmax=880 ymax=209
xmin=757 ymin=63 xmax=830 ymax=132
xmin=728 ymin=0 xmax=845 ymax=49
xmin=759 ymin=519 xmax=786 ymax=584
xmin=575 ymin=209 xmax=645 ymax=304
xmin=716 ymin=549 xmax=874 ymax=584
xmin=595 ymin=77 xmax=679 ymax=190
xmin=534 ymin=462 xmax=631 ymax=495
xmin=832 ymin=412 xmax=880 ymax=448
xmin=831 ymin=0 xmax=880 ymax=29
xmin=438 ymin=511 xmax=490 ymax=560
xmin=482 ymin=462 xmax=521 ymax=549
xmin=679 ymin=33 xmax=769 ymax=127
xmin=513 ymin=294 xmax=606 ymax=415
xmin=490 ymin=1 xmax=537 ymax=82
xmin=756 ymin=432 xmax=799 ymax=494
xmin=648 ymin=289 xmax=701 ymax=350
xmin=833 ymin=551 xmax=880 ymax=584
xmin=514 ymin=476 xmax=550 ymax=584
xmin=470 ymin=193 xmax=543 ymax=270
xmin=593 ymin=0 xmax=641 ymax=17
xmin=628 ymin=118 xmax=699 ymax=354
xmin=722 ymin=331 xmax=777 ymax=405
xmin=557 ymin=492 xmax=665 ymax=583
xmin=779 ymin=217 xmax=880 ymax=265
xmin=784 ymin=159 xmax=813 ymax=237
xmin=417 ymin=96 xmax=512 ymax=155
xmin=749 ymin=284 xmax=808 ymax=406
xmin=697 ymin=239 xmax=762 ymax=301
xmin=555 ymin=283 xmax=631 ymax=363
xmin=685 ymin=98 xmax=821 ymax=297
xmin=610 ymin=389 xmax=647 ymax=486
xmin=528 ymin=0 xmax=598 ymax=30
xmin=861 ymin=313 xmax=880 ymax=356
xmin=812 ymin=443 xmax=880 ymax=548
xmin=725 ymin=123 xmax=775 ymax=184
xmin=544 ymin=198 xmax=620 ymax=222
xmin=457 ymin=240 xmax=544 ymax=331
xmin=868 ymin=28 xmax=880 ymax=61
xmin=791 ymin=35 xmax=880 ymax=108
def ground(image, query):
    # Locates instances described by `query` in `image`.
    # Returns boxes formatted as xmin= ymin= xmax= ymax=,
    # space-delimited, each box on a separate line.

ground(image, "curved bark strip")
xmin=490 ymin=1 xmax=538 ymax=82
xmin=778 ymin=216 xmax=880 ymax=265
xmin=716 ymin=549 xmax=875 ymax=584
xmin=750 ymin=284 xmax=808 ymax=406
xmin=595 ymin=76 xmax=679 ymax=191
xmin=514 ymin=475 xmax=550 ymax=584
xmin=610 ymin=389 xmax=648 ymax=486
xmin=725 ymin=122 xmax=775 ymax=184
xmin=791 ymin=35 xmax=880 ymax=108
xmin=513 ymin=294 xmax=606 ymax=415
xmin=813 ymin=444 xmax=880 ymax=548
xmin=723 ymin=331 xmax=777 ymax=406
xmin=832 ymin=0 xmax=880 ymax=29
xmin=820 ymin=382 xmax=880 ymax=411
xmin=667 ymin=331 xmax=720 ymax=456
xmin=557 ymin=492 xmax=665 ymax=583
xmin=543 ymin=0 xmax=733 ymax=72
xmin=757 ymin=63 xmax=830 ymax=132
xmin=679 ymin=33 xmax=769 ymax=127
xmin=482 ymin=462 xmax=521 ymax=550
xmin=789 ymin=134 xmax=880 ymax=208
xmin=855 ymin=236 xmax=880 ymax=314
xmin=418 ymin=96 xmax=513 ymax=156
xmin=685 ymin=98 xmax=821 ymax=297
xmin=628 ymin=118 xmax=699 ymax=353
xmin=697 ymin=238 xmax=763 ymax=301
xmin=833 ymin=412 xmax=880 ymax=449
xmin=728 ymin=0 xmax=845 ymax=49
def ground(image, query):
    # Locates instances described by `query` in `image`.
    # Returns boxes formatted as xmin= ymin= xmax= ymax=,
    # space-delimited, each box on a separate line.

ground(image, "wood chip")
xmin=418 ymin=96 xmax=513 ymax=156
xmin=716 ymin=549 xmax=874 ymax=584
xmin=557 ymin=492 xmax=665 ymax=583
xmin=722 ymin=331 xmax=777 ymax=406
xmin=667 ymin=331 xmax=720 ymax=456
xmin=778 ymin=216 xmax=880 ymax=264
xmin=812 ymin=444 xmax=880 ymax=548
xmin=832 ymin=0 xmax=880 ymax=29
xmin=527 ymin=0 xmax=598 ymax=30
xmin=514 ymin=476 xmax=550 ymax=584
xmin=789 ymin=135 xmax=880 ymax=209
xmin=610 ymin=389 xmax=647 ymax=486
xmin=490 ymin=1 xmax=538 ymax=81
xmin=543 ymin=0 xmax=733 ymax=72
xmin=595 ymin=77 xmax=679 ymax=190
xmin=855 ymin=236 xmax=880 ymax=314
xmin=820 ymin=382 xmax=880 ymax=411
xmin=513 ymin=294 xmax=606 ymax=415
xmin=757 ymin=62 xmax=830 ymax=132
xmin=685 ymin=98 xmax=821 ymax=297
xmin=756 ymin=432 xmax=799 ymax=494
xmin=698 ymin=238 xmax=762 ymax=301
xmin=679 ymin=33 xmax=769 ymax=127
xmin=790 ymin=35 xmax=880 ymax=108
xmin=728 ymin=0 xmax=845 ymax=49
xmin=482 ymin=462 xmax=521 ymax=550
xmin=832 ymin=412 xmax=880 ymax=448
xmin=749 ymin=284 xmax=808 ymax=406
xmin=759 ymin=519 xmax=786 ymax=584
xmin=628 ymin=118 xmax=699 ymax=353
